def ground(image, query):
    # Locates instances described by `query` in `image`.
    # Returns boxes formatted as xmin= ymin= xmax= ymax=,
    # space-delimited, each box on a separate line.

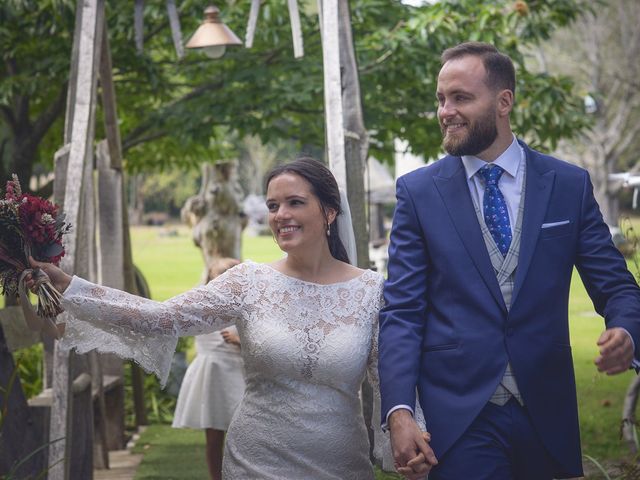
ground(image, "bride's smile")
xmin=266 ymin=172 xmax=335 ymax=255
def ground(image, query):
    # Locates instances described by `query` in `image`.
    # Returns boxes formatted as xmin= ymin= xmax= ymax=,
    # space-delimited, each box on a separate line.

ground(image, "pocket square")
xmin=541 ymin=220 xmax=570 ymax=229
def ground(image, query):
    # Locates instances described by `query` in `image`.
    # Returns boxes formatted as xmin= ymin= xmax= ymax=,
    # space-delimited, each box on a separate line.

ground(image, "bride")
xmin=26 ymin=157 xmax=429 ymax=479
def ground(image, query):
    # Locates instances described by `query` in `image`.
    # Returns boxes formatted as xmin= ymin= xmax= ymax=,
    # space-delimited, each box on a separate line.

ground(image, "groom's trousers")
xmin=428 ymin=398 xmax=565 ymax=480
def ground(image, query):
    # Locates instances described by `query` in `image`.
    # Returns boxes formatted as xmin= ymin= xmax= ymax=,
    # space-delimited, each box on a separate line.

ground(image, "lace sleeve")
xmin=367 ymin=285 xmax=395 ymax=471
xmin=367 ymin=281 xmax=426 ymax=472
xmin=58 ymin=263 xmax=250 ymax=386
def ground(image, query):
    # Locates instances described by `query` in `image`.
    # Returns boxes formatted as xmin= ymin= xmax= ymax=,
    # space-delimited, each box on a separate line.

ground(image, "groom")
xmin=378 ymin=41 xmax=640 ymax=480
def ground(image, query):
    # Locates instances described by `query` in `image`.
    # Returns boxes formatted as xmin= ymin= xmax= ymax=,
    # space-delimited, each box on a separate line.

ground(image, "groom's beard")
xmin=441 ymin=110 xmax=498 ymax=157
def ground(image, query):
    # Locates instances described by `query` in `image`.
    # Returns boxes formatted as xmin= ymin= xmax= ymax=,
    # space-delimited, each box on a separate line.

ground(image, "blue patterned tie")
xmin=479 ymin=165 xmax=512 ymax=256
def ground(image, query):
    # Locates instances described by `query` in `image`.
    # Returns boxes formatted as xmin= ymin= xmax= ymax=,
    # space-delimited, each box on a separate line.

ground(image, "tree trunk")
xmin=337 ymin=0 xmax=375 ymax=462
xmin=7 ymin=128 xmax=36 ymax=190
xmin=0 ymin=76 xmax=67 ymax=191
xmin=595 ymin=188 xmax=620 ymax=228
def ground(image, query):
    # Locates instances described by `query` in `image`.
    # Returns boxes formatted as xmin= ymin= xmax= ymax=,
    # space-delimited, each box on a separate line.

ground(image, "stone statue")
xmin=181 ymin=162 xmax=247 ymax=283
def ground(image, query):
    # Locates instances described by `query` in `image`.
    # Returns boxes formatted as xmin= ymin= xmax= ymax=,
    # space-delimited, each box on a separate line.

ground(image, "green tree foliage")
xmin=1 ymin=0 xmax=590 ymax=187
xmin=0 ymin=0 xmax=74 ymax=188
xmin=138 ymin=169 xmax=201 ymax=216
xmin=539 ymin=0 xmax=640 ymax=225
xmin=355 ymin=0 xmax=591 ymax=162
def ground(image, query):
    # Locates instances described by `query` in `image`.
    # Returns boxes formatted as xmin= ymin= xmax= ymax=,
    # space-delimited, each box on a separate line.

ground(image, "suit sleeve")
xmin=575 ymin=170 xmax=640 ymax=356
xmin=378 ymin=176 xmax=430 ymax=422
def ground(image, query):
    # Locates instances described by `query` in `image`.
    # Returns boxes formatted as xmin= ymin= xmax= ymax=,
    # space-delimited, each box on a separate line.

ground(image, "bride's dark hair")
xmin=265 ymin=156 xmax=350 ymax=263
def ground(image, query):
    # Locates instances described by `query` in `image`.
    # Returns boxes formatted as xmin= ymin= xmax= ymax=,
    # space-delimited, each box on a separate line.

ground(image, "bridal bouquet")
xmin=0 ymin=175 xmax=71 ymax=337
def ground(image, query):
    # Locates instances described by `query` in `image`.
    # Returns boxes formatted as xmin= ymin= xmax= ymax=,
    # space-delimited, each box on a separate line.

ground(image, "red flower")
xmin=2 ymin=179 xmax=71 ymax=268
xmin=1 ymin=175 xmax=70 ymax=311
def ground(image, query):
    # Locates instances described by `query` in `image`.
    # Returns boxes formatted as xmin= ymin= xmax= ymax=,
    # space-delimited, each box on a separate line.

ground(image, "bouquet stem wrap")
xmin=18 ymin=268 xmax=63 ymax=339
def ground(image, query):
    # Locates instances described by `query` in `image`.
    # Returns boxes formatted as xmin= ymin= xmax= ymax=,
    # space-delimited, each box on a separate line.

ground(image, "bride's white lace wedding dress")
xmin=59 ymin=261 xmax=385 ymax=479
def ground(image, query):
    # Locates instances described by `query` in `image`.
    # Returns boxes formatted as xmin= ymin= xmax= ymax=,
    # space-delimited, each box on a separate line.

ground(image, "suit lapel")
xmin=511 ymin=146 xmax=555 ymax=305
xmin=433 ymin=157 xmax=506 ymax=311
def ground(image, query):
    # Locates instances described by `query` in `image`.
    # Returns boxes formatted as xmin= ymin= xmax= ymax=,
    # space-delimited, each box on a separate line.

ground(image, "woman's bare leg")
xmin=204 ymin=428 xmax=225 ymax=480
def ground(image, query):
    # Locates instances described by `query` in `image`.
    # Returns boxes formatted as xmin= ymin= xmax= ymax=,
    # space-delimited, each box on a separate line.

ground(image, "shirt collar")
xmin=461 ymin=135 xmax=521 ymax=180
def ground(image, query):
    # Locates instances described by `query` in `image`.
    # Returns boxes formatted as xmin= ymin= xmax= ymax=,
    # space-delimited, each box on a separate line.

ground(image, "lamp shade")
xmin=186 ymin=5 xmax=242 ymax=52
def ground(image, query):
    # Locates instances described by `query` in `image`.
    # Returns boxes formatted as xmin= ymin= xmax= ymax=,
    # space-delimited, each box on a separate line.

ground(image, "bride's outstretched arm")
xmin=61 ymin=270 xmax=246 ymax=337
xmin=26 ymin=257 xmax=250 ymax=385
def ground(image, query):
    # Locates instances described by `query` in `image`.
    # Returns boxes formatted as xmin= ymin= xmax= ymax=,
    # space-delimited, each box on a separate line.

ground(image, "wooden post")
xmin=68 ymin=370 xmax=93 ymax=477
xmin=320 ymin=0 xmax=374 ymax=459
xmin=0 ymin=307 xmax=39 ymax=352
xmin=99 ymin=28 xmax=122 ymax=171
xmin=337 ymin=0 xmax=369 ymax=270
xmin=134 ymin=0 xmax=144 ymax=54
xmin=318 ymin=0 xmax=347 ymax=192
xmin=95 ymin=139 xmax=126 ymax=451
xmin=336 ymin=0 xmax=374 ymax=458
xmin=287 ymin=0 xmax=304 ymax=58
xmin=46 ymin=144 xmax=71 ymax=393
xmin=97 ymin=22 xmax=124 ymax=290
xmin=49 ymin=0 xmax=105 ymax=478
xmin=97 ymin=16 xmax=148 ymax=431
xmin=90 ymin=351 xmax=109 ymax=469
xmin=62 ymin=3 xmax=83 ymax=144
xmin=245 ymin=0 xmax=261 ymax=48
xmin=121 ymin=176 xmax=148 ymax=427
xmin=0 ymin=321 xmax=44 ymax=477
xmin=166 ymin=0 xmax=184 ymax=60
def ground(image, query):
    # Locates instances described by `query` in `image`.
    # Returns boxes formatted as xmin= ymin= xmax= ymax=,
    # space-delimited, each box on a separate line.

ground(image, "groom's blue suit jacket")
xmin=379 ymin=141 xmax=640 ymax=476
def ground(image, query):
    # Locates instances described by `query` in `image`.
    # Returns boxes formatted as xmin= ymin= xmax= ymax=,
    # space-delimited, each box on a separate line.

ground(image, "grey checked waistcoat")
xmin=473 ymin=159 xmax=527 ymax=406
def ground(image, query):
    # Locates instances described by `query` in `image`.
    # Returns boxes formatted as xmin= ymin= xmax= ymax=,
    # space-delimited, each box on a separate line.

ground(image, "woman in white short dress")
xmin=173 ymin=328 xmax=244 ymax=434
xmin=26 ymin=157 xmax=430 ymax=479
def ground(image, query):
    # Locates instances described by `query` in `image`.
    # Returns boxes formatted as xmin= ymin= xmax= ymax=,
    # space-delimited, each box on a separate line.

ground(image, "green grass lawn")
xmin=569 ymin=271 xmax=638 ymax=464
xmin=132 ymin=425 xmax=400 ymax=480
xmin=129 ymin=224 xmax=640 ymax=478
xmin=130 ymin=225 xmax=283 ymax=301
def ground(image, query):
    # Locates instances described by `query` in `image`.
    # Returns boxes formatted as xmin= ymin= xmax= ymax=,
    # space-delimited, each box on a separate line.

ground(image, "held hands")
xmin=389 ymin=409 xmax=438 ymax=480
xmin=25 ymin=256 xmax=72 ymax=295
xmin=595 ymin=327 xmax=634 ymax=375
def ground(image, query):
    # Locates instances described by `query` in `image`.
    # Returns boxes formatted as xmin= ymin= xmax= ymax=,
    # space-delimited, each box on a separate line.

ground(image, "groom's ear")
xmin=496 ymin=89 xmax=514 ymax=117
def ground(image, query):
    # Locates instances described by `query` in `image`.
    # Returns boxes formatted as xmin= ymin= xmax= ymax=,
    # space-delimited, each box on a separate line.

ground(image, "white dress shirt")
xmin=461 ymin=134 xmax=524 ymax=228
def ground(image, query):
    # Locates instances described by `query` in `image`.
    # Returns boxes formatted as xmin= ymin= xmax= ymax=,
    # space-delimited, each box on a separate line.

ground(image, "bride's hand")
xmin=400 ymin=434 xmax=432 ymax=477
xmin=395 ymin=425 xmax=438 ymax=480
xmin=396 ymin=436 xmax=432 ymax=480
xmin=25 ymin=256 xmax=72 ymax=294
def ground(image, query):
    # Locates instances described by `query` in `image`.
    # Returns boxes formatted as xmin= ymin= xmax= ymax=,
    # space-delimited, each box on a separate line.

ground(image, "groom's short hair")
xmin=441 ymin=42 xmax=516 ymax=98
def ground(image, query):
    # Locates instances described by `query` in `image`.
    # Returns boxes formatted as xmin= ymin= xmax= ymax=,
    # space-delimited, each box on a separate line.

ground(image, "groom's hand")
xmin=595 ymin=327 xmax=634 ymax=375
xmin=389 ymin=409 xmax=437 ymax=479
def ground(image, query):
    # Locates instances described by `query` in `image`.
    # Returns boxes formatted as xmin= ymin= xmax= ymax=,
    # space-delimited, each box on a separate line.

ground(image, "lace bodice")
xmin=60 ymin=261 xmax=387 ymax=479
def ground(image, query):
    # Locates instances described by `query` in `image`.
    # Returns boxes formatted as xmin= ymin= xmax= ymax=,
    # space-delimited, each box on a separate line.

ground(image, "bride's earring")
xmin=326 ymin=223 xmax=331 ymax=236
